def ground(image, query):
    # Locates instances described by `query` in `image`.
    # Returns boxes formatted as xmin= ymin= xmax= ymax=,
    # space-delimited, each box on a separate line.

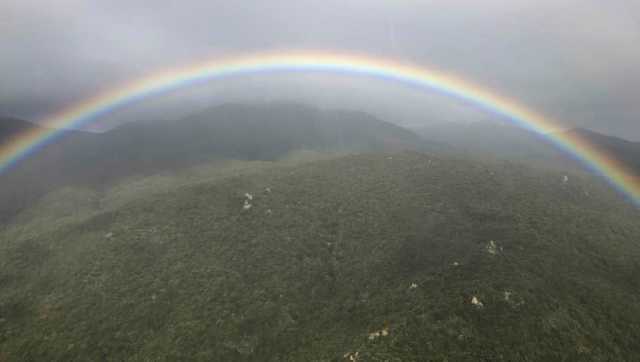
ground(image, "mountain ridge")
xmin=559 ymin=127 xmax=640 ymax=174
xmin=413 ymin=121 xmax=640 ymax=176
xmin=0 ymin=103 xmax=428 ymax=223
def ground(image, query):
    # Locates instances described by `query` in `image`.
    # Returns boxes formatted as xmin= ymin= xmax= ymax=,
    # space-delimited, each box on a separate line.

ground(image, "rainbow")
xmin=1 ymin=50 xmax=638 ymax=205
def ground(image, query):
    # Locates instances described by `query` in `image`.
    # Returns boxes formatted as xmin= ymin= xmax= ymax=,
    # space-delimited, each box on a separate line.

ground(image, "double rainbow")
xmin=1 ymin=51 xmax=638 ymax=205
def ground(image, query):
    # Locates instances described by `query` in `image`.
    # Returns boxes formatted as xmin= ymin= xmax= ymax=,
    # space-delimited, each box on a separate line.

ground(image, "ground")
xmin=1 ymin=152 xmax=639 ymax=361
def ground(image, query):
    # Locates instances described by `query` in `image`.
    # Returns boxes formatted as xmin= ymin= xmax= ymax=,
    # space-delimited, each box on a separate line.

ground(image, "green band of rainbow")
xmin=1 ymin=51 xmax=638 ymax=205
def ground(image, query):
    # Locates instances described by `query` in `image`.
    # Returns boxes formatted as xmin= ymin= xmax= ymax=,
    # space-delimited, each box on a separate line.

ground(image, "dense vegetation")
xmin=1 ymin=151 xmax=638 ymax=361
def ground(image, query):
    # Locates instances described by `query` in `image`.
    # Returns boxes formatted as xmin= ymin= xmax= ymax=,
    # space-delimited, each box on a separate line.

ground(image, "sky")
xmin=1 ymin=0 xmax=639 ymax=139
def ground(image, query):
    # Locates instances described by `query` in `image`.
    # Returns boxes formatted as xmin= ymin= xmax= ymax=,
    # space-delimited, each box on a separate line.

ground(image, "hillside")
xmin=0 ymin=118 xmax=98 ymax=223
xmin=414 ymin=122 xmax=640 ymax=175
xmin=414 ymin=122 xmax=559 ymax=161
xmin=561 ymin=128 xmax=640 ymax=175
xmin=0 ymin=103 xmax=427 ymax=223
xmin=1 ymin=152 xmax=639 ymax=361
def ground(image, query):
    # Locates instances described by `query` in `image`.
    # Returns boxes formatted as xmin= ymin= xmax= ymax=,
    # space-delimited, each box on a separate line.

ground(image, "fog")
xmin=2 ymin=0 xmax=639 ymax=138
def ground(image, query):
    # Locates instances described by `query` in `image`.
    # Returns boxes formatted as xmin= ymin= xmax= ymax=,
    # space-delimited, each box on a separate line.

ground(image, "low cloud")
xmin=1 ymin=0 xmax=638 ymax=139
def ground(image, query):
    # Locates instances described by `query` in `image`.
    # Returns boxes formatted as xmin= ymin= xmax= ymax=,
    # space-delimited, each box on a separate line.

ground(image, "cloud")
xmin=1 ymin=0 xmax=638 ymax=139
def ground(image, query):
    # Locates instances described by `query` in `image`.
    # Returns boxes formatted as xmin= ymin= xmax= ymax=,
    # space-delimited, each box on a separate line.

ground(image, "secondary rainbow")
xmin=1 ymin=50 xmax=638 ymax=205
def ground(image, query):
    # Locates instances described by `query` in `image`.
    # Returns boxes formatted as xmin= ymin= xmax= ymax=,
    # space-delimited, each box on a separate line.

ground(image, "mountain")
xmin=1 ymin=152 xmax=638 ymax=360
xmin=414 ymin=121 xmax=640 ymax=176
xmin=0 ymin=116 xmax=38 ymax=143
xmin=559 ymin=128 xmax=640 ymax=175
xmin=0 ymin=103 xmax=429 ymax=223
xmin=78 ymin=102 xmax=428 ymax=176
xmin=0 ymin=118 xmax=98 ymax=223
xmin=414 ymin=121 xmax=552 ymax=157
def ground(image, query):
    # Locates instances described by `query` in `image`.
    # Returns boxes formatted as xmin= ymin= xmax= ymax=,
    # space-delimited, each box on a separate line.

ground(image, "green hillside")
xmin=1 ymin=152 xmax=639 ymax=361
xmin=0 ymin=104 xmax=428 ymax=224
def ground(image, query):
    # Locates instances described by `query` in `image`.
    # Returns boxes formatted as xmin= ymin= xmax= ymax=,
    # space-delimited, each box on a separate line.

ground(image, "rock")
xmin=243 ymin=200 xmax=252 ymax=210
xmin=368 ymin=326 xmax=390 ymax=340
xmin=486 ymin=240 xmax=500 ymax=255
xmin=504 ymin=290 xmax=512 ymax=302
xmin=343 ymin=351 xmax=360 ymax=361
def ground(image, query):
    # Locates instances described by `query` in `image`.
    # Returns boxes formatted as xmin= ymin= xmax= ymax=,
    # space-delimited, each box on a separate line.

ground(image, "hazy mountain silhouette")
xmin=0 ymin=103 xmax=428 ymax=222
xmin=3 ymin=109 xmax=636 ymax=224
xmin=559 ymin=127 xmax=640 ymax=174
xmin=414 ymin=121 xmax=640 ymax=175
xmin=0 ymin=116 xmax=38 ymax=143
xmin=86 ymin=102 xmax=429 ymax=171
xmin=414 ymin=121 xmax=559 ymax=160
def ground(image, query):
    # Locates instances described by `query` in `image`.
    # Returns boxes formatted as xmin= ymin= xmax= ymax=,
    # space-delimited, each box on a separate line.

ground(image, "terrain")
xmin=1 ymin=151 xmax=639 ymax=361
xmin=1 ymin=107 xmax=640 ymax=360
xmin=0 ymin=103 xmax=427 ymax=223
xmin=413 ymin=121 xmax=640 ymax=175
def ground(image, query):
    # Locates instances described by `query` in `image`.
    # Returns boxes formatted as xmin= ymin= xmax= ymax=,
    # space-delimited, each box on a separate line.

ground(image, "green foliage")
xmin=0 ymin=152 xmax=639 ymax=361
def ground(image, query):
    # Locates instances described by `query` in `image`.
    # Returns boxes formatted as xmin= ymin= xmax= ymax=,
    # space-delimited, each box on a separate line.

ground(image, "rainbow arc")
xmin=1 ymin=51 xmax=637 ymax=205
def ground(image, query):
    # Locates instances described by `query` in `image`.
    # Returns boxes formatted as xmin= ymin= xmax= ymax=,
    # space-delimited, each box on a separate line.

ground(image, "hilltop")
xmin=0 ymin=103 xmax=428 ymax=223
xmin=1 ymin=152 xmax=638 ymax=361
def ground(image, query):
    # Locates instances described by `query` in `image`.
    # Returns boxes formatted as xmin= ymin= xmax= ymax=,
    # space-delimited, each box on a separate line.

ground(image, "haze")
xmin=1 ymin=0 xmax=639 ymax=139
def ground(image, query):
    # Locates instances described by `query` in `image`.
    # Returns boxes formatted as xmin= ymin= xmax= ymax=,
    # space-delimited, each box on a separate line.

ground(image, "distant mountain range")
xmin=0 ymin=103 xmax=428 ymax=222
xmin=0 ymin=116 xmax=39 ymax=142
xmin=1 ymin=107 xmax=638 ymax=223
xmin=562 ymin=127 xmax=640 ymax=174
xmin=412 ymin=121 xmax=640 ymax=175
xmin=95 ymin=102 xmax=428 ymax=166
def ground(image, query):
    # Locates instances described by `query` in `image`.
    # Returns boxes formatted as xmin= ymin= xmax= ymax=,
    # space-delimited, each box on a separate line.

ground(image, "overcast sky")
xmin=1 ymin=0 xmax=639 ymax=139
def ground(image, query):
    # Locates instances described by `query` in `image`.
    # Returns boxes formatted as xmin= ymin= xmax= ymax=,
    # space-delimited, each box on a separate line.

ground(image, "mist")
xmin=2 ymin=0 xmax=639 ymax=139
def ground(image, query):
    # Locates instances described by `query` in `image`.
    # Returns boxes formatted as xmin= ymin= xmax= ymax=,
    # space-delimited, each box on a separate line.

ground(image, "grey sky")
xmin=1 ymin=0 xmax=639 ymax=139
